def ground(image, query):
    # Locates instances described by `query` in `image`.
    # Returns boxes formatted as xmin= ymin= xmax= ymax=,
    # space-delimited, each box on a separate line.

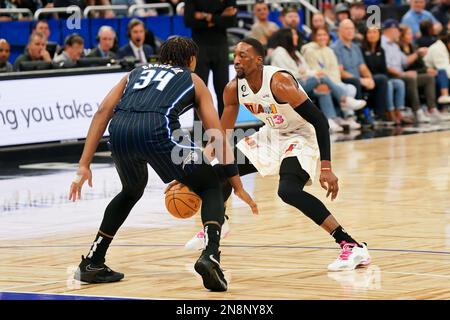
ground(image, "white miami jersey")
xmin=235 ymin=66 xmax=320 ymax=181
xmin=237 ymin=65 xmax=315 ymax=137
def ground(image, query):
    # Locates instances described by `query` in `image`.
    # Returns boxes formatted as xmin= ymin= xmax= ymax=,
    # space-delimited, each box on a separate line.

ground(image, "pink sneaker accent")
xmin=338 ymin=241 xmax=357 ymax=261
xmin=196 ymin=230 xmax=205 ymax=238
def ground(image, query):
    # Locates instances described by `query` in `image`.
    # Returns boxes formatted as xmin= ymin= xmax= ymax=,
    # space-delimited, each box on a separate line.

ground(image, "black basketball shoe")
xmin=74 ymin=256 xmax=124 ymax=284
xmin=194 ymin=251 xmax=227 ymax=292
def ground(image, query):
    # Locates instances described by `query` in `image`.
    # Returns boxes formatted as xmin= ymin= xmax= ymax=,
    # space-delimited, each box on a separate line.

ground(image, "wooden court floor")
xmin=0 ymin=130 xmax=449 ymax=299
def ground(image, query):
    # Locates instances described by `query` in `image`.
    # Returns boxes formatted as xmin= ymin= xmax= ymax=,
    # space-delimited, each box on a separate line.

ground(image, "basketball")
xmin=165 ymin=184 xmax=202 ymax=219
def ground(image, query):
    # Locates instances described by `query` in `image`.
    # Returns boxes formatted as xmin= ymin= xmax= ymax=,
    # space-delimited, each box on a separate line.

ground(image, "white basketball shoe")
xmin=328 ymin=242 xmax=371 ymax=271
xmin=185 ymin=217 xmax=231 ymax=250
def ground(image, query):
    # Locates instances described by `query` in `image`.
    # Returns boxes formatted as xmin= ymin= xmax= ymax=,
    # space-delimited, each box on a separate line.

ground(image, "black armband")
xmin=223 ymin=164 xmax=239 ymax=178
xmin=294 ymin=99 xmax=331 ymax=161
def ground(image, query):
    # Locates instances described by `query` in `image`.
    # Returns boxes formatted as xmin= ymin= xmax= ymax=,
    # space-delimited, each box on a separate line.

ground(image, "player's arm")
xmin=192 ymin=73 xmax=258 ymax=214
xmin=69 ymin=74 xmax=128 ymax=202
xmin=221 ymin=79 xmax=240 ymax=139
xmin=271 ymin=72 xmax=339 ymax=200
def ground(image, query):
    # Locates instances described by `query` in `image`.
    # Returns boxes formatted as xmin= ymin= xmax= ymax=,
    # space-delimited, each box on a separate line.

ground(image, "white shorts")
xmin=236 ymin=126 xmax=320 ymax=185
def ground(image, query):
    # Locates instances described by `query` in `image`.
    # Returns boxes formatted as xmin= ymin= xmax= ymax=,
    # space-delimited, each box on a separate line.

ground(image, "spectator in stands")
xmin=13 ymin=32 xmax=52 ymax=71
xmin=271 ymin=28 xmax=365 ymax=131
xmin=0 ymin=39 xmax=13 ymax=72
xmin=117 ymin=19 xmax=154 ymax=63
xmin=33 ymin=20 xmax=59 ymax=59
xmin=416 ymin=20 xmax=437 ymax=47
xmin=53 ymin=0 xmax=85 ymax=19
xmin=381 ymin=19 xmax=434 ymax=123
xmin=53 ymin=33 xmax=84 ymax=68
xmin=332 ymin=19 xmax=389 ymax=124
xmin=401 ymin=0 xmax=442 ymax=39
xmin=334 ymin=2 xmax=350 ymax=26
xmin=268 ymin=5 xmax=308 ymax=53
xmin=349 ymin=0 xmax=367 ymax=43
xmin=424 ymin=31 xmax=450 ymax=98
xmin=399 ymin=24 xmax=450 ymax=115
xmin=88 ymin=26 xmax=117 ymax=58
xmin=184 ymin=0 xmax=237 ymax=118
xmin=431 ymin=0 xmax=450 ymax=27
xmin=322 ymin=1 xmax=336 ymax=27
xmin=248 ymin=0 xmax=278 ymax=46
xmin=362 ymin=26 xmax=409 ymax=125
xmin=302 ymin=26 xmax=365 ymax=130
xmin=310 ymin=12 xmax=337 ymax=42
xmin=86 ymin=0 xmax=115 ymax=18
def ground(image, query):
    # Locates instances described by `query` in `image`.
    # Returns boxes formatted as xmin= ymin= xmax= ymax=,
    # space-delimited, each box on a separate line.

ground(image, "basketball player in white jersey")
xmin=184 ymin=38 xmax=371 ymax=271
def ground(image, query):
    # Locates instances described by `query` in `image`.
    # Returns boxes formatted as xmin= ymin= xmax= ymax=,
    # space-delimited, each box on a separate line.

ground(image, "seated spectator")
xmin=424 ymin=31 xmax=450 ymax=93
xmin=117 ymin=19 xmax=154 ymax=63
xmin=309 ymin=12 xmax=337 ymax=42
xmin=349 ymin=0 xmax=367 ymax=43
xmin=399 ymin=25 xmax=450 ymax=117
xmin=33 ymin=20 xmax=59 ymax=59
xmin=431 ymin=0 xmax=450 ymax=27
xmin=88 ymin=26 xmax=117 ymax=58
xmin=53 ymin=34 xmax=84 ymax=68
xmin=267 ymin=6 xmax=308 ymax=55
xmin=13 ymin=32 xmax=52 ymax=71
xmin=271 ymin=28 xmax=365 ymax=131
xmin=381 ymin=19 xmax=434 ymax=123
xmin=302 ymin=26 xmax=365 ymax=130
xmin=332 ymin=19 xmax=389 ymax=124
xmin=86 ymin=0 xmax=115 ymax=18
xmin=416 ymin=20 xmax=437 ymax=47
xmin=0 ymin=39 xmax=13 ymax=72
xmin=401 ymin=0 xmax=442 ymax=39
xmin=248 ymin=0 xmax=279 ymax=46
xmin=334 ymin=2 xmax=350 ymax=26
xmin=362 ymin=26 xmax=409 ymax=125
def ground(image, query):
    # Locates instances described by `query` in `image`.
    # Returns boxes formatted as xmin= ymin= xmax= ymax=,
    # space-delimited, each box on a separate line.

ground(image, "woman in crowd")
xmin=400 ymin=24 xmax=450 ymax=119
xmin=301 ymin=26 xmax=364 ymax=130
xmin=362 ymin=26 xmax=409 ymax=125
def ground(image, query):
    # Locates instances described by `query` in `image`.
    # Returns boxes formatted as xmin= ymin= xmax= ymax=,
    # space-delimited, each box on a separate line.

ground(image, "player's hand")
xmin=319 ymin=170 xmax=339 ymax=201
xmin=234 ymin=187 xmax=258 ymax=215
xmin=69 ymin=165 xmax=92 ymax=202
xmin=164 ymin=180 xmax=182 ymax=193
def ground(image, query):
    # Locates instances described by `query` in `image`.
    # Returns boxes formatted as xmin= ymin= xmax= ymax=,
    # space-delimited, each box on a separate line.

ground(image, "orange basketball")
xmin=165 ymin=184 xmax=202 ymax=219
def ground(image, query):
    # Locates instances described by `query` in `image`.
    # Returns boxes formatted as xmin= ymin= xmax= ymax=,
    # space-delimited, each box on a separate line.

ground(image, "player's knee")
xmin=277 ymin=180 xmax=298 ymax=205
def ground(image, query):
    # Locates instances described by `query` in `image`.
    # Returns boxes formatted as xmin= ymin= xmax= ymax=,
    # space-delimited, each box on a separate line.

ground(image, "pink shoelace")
xmin=339 ymin=241 xmax=357 ymax=261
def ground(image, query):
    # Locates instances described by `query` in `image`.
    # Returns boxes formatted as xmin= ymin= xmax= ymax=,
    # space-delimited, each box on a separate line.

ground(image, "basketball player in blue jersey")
xmin=68 ymin=37 xmax=258 ymax=292
xmin=185 ymin=38 xmax=371 ymax=271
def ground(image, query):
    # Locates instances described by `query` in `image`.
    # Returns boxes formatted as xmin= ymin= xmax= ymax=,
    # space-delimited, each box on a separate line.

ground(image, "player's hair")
xmin=239 ymin=38 xmax=266 ymax=58
xmin=159 ymin=36 xmax=198 ymax=67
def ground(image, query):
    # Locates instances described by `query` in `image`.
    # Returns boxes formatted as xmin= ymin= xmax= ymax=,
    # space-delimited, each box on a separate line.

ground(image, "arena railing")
xmin=83 ymin=5 xmax=129 ymax=18
xmin=128 ymin=3 xmax=174 ymax=17
xmin=34 ymin=7 xmax=82 ymax=20
xmin=0 ymin=8 xmax=33 ymax=19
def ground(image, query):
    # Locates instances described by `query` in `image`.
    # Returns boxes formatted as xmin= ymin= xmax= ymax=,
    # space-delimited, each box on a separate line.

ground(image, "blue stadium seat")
xmin=118 ymin=17 xmax=132 ymax=48
xmin=144 ymin=16 xmax=172 ymax=40
xmin=0 ymin=21 xmax=32 ymax=46
xmin=47 ymin=19 xmax=62 ymax=44
xmin=9 ymin=46 xmax=25 ymax=65
xmin=61 ymin=18 xmax=91 ymax=48
xmin=90 ymin=18 xmax=120 ymax=48
xmin=172 ymin=15 xmax=191 ymax=37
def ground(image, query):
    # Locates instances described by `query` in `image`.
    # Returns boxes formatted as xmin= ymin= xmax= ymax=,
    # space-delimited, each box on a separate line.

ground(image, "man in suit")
xmin=117 ymin=19 xmax=153 ymax=63
xmin=88 ymin=26 xmax=117 ymax=59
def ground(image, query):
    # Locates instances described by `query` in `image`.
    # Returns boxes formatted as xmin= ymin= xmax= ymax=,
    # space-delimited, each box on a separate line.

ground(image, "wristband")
xmin=321 ymin=167 xmax=331 ymax=171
